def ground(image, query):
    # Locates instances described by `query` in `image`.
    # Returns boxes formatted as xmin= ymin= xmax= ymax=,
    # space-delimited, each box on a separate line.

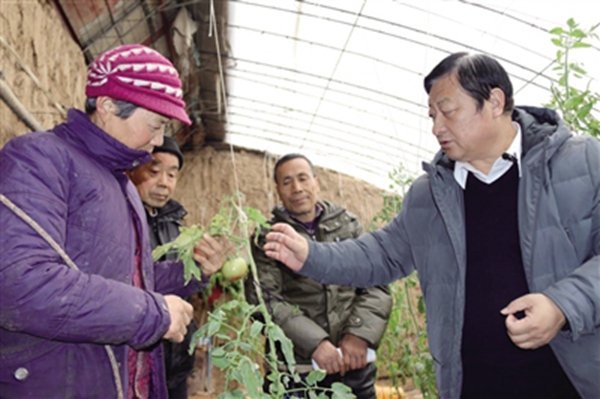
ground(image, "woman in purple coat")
xmin=0 ymin=44 xmax=227 ymax=399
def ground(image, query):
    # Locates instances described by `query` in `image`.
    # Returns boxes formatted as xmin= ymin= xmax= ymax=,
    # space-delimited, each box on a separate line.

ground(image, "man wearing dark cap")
xmin=129 ymin=136 xmax=195 ymax=399
xmin=0 ymin=44 xmax=229 ymax=399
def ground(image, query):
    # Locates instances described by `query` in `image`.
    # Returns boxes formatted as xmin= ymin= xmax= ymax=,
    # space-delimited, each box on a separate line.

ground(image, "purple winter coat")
xmin=0 ymin=109 xmax=204 ymax=398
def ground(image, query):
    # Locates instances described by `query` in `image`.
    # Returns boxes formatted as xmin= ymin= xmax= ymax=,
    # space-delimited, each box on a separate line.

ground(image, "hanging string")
xmin=209 ymin=0 xmax=247 ymax=216
xmin=0 ymin=194 xmax=124 ymax=399
xmin=298 ymin=0 xmax=367 ymax=150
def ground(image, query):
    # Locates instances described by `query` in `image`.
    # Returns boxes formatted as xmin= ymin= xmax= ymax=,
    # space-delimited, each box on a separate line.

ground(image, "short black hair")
xmin=424 ymin=52 xmax=514 ymax=114
xmin=84 ymin=97 xmax=139 ymax=119
xmin=273 ymin=153 xmax=316 ymax=184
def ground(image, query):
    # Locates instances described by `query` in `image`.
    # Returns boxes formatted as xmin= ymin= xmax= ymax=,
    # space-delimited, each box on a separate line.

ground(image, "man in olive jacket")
xmin=248 ymin=153 xmax=392 ymax=398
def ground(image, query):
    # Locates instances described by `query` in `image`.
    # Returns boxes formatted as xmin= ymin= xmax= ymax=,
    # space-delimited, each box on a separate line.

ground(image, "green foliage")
xmin=153 ymin=224 xmax=205 ymax=283
xmin=155 ymin=192 xmax=354 ymax=398
xmin=153 ymin=193 xmax=268 ymax=284
xmin=370 ymin=166 xmax=437 ymax=398
xmin=546 ymin=18 xmax=600 ymax=137
xmin=368 ymin=167 xmax=411 ymax=231
xmin=381 ymin=276 xmax=436 ymax=397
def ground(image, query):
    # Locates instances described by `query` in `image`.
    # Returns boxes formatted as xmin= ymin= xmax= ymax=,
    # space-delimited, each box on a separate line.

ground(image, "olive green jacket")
xmin=247 ymin=200 xmax=392 ymax=365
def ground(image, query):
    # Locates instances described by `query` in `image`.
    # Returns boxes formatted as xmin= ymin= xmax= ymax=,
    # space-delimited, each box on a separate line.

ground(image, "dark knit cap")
xmin=153 ymin=136 xmax=184 ymax=170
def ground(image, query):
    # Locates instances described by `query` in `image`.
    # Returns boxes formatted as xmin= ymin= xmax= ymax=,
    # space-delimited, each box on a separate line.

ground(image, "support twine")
xmin=0 ymin=193 xmax=124 ymax=399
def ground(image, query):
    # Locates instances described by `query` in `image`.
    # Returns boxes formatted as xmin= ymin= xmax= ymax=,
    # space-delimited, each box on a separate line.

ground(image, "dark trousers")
xmin=167 ymin=379 xmax=188 ymax=399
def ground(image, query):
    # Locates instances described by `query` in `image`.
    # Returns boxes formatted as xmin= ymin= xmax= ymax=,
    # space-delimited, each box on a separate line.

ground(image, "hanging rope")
xmin=0 ymin=193 xmax=124 ymax=399
xmin=209 ymin=0 xmax=247 ymax=212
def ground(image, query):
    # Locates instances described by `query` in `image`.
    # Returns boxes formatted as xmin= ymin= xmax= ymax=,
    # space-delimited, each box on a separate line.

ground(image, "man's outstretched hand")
xmin=264 ymin=223 xmax=309 ymax=272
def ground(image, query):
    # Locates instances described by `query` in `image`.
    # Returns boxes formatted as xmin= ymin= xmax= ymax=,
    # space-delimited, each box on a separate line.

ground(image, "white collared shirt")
xmin=453 ymin=122 xmax=522 ymax=189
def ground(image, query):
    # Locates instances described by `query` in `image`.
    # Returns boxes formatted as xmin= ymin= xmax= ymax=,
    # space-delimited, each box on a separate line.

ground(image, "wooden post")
xmin=0 ymin=77 xmax=45 ymax=132
xmin=0 ymin=36 xmax=67 ymax=118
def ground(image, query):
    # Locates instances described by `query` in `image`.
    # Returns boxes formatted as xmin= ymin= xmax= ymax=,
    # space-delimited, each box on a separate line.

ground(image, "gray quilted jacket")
xmin=301 ymin=107 xmax=600 ymax=398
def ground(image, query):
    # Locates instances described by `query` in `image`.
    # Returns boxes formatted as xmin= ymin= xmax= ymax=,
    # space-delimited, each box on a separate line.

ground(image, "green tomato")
xmin=222 ymin=257 xmax=248 ymax=281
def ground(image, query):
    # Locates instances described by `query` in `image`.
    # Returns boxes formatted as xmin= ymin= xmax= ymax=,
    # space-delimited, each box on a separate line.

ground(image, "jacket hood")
xmin=423 ymin=106 xmax=571 ymax=175
xmin=513 ymin=106 xmax=571 ymax=158
xmin=52 ymin=108 xmax=152 ymax=172
xmin=153 ymin=198 xmax=187 ymax=222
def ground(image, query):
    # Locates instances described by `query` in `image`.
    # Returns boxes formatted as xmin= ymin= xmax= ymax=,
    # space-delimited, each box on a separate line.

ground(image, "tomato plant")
xmin=153 ymin=192 xmax=354 ymax=398
xmin=546 ymin=18 xmax=599 ymax=137
xmin=368 ymin=167 xmax=436 ymax=399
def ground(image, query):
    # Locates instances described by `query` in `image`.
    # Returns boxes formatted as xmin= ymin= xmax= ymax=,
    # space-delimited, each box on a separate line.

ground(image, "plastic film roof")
xmin=223 ymin=0 xmax=600 ymax=189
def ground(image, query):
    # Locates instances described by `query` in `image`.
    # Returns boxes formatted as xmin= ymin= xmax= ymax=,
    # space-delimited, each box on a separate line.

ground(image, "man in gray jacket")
xmin=263 ymin=53 xmax=599 ymax=398
xmin=248 ymin=154 xmax=392 ymax=398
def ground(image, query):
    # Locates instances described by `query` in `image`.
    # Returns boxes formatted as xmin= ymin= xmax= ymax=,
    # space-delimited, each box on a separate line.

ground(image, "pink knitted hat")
xmin=85 ymin=44 xmax=191 ymax=125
